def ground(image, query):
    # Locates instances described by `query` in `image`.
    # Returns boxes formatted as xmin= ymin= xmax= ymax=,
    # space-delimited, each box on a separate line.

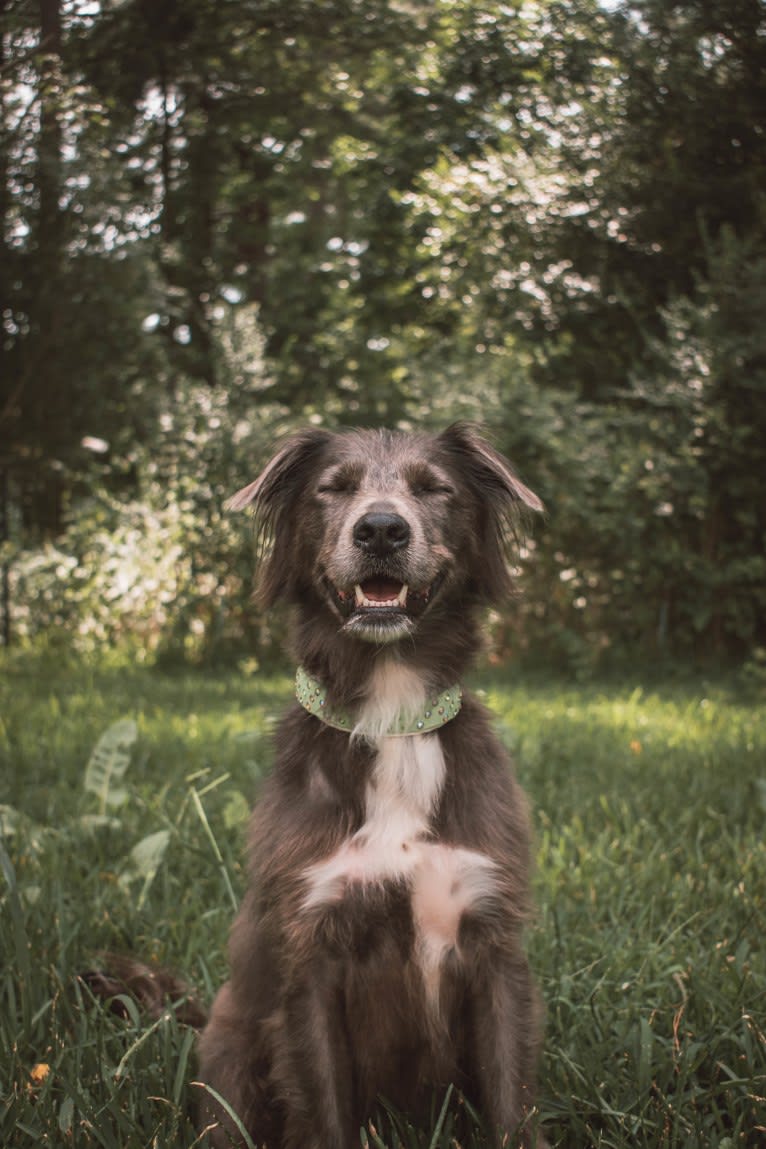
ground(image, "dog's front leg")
xmin=469 ymin=946 xmax=546 ymax=1149
xmin=274 ymin=955 xmax=358 ymax=1149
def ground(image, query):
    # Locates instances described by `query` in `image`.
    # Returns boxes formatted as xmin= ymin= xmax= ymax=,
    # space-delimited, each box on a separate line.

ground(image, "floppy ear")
xmin=227 ymin=428 xmax=333 ymax=606
xmin=437 ymin=421 xmax=543 ymax=603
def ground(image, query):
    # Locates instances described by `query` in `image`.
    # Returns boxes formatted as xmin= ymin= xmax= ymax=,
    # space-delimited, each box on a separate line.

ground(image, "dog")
xmin=192 ymin=422 xmax=546 ymax=1148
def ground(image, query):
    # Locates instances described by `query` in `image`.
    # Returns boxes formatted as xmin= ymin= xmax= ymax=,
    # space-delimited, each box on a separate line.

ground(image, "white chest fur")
xmin=303 ymin=734 xmax=447 ymax=905
xmin=302 ymin=664 xmax=498 ymax=1008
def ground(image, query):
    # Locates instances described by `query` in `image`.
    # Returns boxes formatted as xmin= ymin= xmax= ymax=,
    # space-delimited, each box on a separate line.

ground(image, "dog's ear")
xmin=437 ymin=421 xmax=543 ymax=603
xmin=226 ymin=428 xmax=334 ymax=513
xmin=227 ymin=428 xmax=333 ymax=606
xmin=437 ymin=422 xmax=543 ymax=514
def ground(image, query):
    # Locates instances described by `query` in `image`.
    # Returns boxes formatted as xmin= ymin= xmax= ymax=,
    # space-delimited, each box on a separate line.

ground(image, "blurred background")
xmin=1 ymin=0 xmax=764 ymax=674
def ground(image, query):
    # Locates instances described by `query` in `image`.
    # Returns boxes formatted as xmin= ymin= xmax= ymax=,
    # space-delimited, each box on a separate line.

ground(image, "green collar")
xmin=295 ymin=666 xmax=462 ymax=736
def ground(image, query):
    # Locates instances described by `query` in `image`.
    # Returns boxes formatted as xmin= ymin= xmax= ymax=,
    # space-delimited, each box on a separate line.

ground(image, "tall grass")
xmin=1 ymin=650 xmax=764 ymax=1147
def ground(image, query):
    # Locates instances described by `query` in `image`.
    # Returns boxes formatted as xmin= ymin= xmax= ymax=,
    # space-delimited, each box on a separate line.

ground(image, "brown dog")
xmin=194 ymin=422 xmax=546 ymax=1148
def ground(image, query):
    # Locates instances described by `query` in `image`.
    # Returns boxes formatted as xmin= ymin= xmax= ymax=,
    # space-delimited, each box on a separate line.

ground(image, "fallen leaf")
xmin=30 ymin=1062 xmax=51 ymax=1086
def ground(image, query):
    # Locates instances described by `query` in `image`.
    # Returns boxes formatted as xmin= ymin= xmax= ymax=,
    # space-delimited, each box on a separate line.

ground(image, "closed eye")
xmin=407 ymin=466 xmax=454 ymax=497
xmin=317 ymin=467 xmax=360 ymax=495
xmin=317 ymin=481 xmax=357 ymax=495
xmin=414 ymin=483 xmax=453 ymax=496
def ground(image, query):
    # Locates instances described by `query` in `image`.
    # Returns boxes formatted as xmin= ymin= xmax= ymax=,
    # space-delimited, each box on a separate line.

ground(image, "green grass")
xmin=1 ymin=649 xmax=764 ymax=1148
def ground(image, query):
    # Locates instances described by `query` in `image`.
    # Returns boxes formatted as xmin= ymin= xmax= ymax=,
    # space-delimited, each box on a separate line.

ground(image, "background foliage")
xmin=2 ymin=0 xmax=765 ymax=668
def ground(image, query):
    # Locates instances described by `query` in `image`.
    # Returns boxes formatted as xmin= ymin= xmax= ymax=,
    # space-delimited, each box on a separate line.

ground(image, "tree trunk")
xmin=37 ymin=0 xmax=62 ymax=263
xmin=31 ymin=0 xmax=65 ymax=534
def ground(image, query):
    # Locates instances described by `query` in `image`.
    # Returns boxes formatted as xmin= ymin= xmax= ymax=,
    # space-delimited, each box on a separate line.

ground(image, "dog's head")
xmin=228 ymin=423 xmax=542 ymax=646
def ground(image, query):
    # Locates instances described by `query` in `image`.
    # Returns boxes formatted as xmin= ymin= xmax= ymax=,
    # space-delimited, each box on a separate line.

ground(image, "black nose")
xmin=353 ymin=511 xmax=410 ymax=557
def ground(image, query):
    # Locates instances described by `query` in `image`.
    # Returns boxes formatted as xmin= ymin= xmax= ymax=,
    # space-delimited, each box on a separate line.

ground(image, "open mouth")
xmin=328 ymin=574 xmax=444 ymax=634
xmin=352 ymin=578 xmax=409 ymax=610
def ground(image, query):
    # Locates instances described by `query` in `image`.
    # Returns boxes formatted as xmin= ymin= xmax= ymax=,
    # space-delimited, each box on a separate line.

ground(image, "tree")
xmin=2 ymin=0 xmax=764 ymax=662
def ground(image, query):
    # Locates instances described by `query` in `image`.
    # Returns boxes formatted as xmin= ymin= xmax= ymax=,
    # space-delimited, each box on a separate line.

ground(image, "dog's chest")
xmin=303 ymin=733 xmax=497 ymax=1000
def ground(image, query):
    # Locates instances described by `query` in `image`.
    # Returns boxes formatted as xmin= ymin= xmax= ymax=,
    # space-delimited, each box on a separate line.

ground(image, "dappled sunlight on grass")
xmin=2 ymin=653 xmax=764 ymax=1147
xmin=477 ymin=679 xmax=765 ymax=1148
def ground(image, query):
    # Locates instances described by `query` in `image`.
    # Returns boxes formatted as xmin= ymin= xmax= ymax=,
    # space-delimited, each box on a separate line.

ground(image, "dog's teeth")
xmin=354 ymin=583 xmax=407 ymax=609
xmin=355 ymin=585 xmax=377 ymax=608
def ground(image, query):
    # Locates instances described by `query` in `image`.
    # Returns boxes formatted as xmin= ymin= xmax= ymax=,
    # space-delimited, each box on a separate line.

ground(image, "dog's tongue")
xmin=361 ymin=578 xmax=403 ymax=602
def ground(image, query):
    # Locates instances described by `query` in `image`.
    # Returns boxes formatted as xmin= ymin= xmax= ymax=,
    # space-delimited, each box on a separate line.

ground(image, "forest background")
xmin=2 ymin=0 xmax=766 ymax=674
xmin=2 ymin=5 xmax=766 ymax=1146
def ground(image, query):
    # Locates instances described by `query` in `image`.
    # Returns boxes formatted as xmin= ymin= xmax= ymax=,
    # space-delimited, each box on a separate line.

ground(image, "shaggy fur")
xmin=193 ymin=422 xmax=547 ymax=1148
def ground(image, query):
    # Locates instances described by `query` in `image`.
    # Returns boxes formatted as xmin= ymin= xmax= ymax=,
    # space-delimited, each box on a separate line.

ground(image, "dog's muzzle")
xmin=324 ymin=511 xmax=444 ymax=643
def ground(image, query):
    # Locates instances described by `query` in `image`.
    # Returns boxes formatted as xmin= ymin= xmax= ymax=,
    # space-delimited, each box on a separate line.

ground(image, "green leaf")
xmin=0 ymin=804 xmax=51 ymax=852
xmin=756 ymin=779 xmax=766 ymax=814
xmin=118 ymin=828 xmax=171 ymax=909
xmin=58 ymin=1095 xmax=75 ymax=1136
xmin=222 ymin=790 xmax=250 ymax=830
xmin=83 ymin=719 xmax=138 ymax=815
xmin=76 ymin=813 xmax=123 ymax=832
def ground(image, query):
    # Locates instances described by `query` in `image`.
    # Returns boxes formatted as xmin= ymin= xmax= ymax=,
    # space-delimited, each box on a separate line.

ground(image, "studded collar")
xmin=294 ymin=666 xmax=462 ymax=736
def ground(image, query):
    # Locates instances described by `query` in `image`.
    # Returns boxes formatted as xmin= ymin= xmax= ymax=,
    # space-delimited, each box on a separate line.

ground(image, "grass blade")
xmin=0 ymin=835 xmax=32 ymax=1027
xmin=426 ymin=1083 xmax=453 ymax=1149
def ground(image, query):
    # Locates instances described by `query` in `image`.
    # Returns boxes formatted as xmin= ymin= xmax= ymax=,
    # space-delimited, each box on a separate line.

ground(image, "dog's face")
xmin=229 ymin=423 xmax=542 ymax=645
xmin=311 ymin=432 xmax=465 ymax=644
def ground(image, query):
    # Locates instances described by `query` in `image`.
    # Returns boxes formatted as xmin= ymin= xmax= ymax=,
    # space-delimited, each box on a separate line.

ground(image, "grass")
xmin=1 ymin=648 xmax=764 ymax=1148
